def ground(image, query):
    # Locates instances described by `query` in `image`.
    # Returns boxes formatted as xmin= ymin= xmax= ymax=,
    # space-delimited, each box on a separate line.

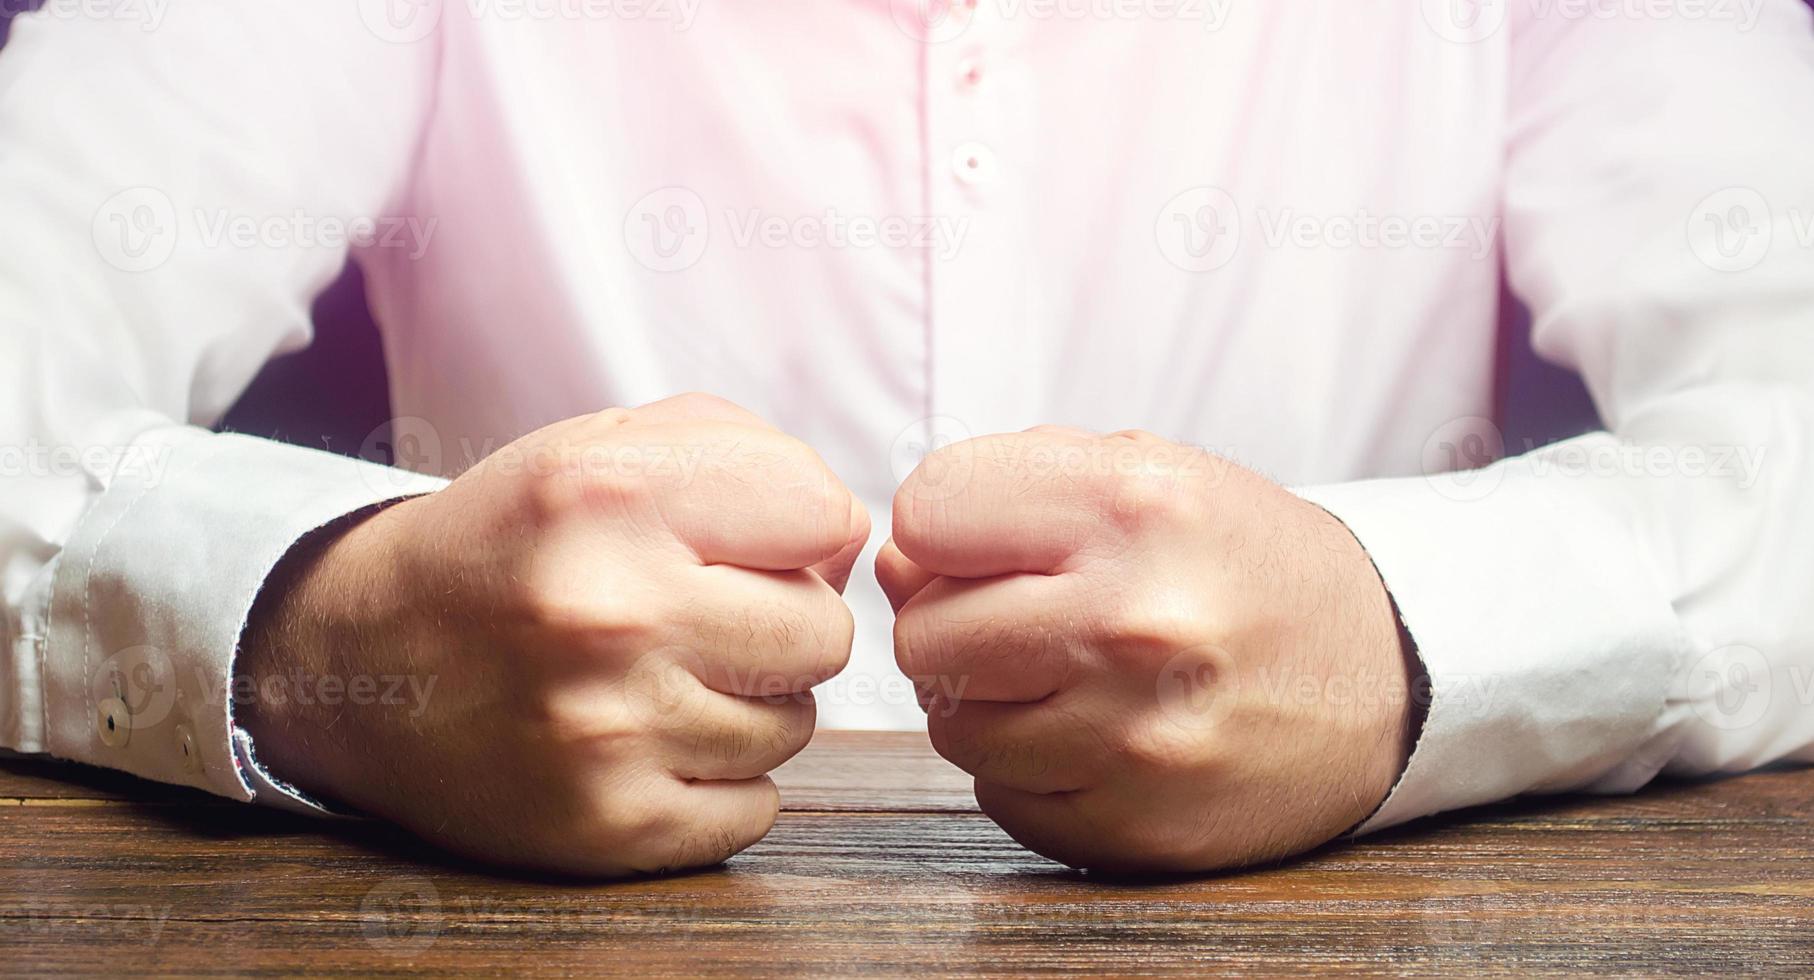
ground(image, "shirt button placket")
xmin=922 ymin=0 xmax=1030 ymax=434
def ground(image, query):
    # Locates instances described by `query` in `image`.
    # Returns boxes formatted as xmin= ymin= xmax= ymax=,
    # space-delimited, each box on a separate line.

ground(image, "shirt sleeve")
xmin=1299 ymin=0 xmax=1814 ymax=832
xmin=0 ymin=4 xmax=448 ymax=809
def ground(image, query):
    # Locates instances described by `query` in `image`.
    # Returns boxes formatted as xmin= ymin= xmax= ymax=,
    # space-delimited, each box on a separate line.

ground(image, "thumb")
xmin=808 ymin=495 xmax=871 ymax=594
xmin=874 ymin=537 xmax=938 ymax=614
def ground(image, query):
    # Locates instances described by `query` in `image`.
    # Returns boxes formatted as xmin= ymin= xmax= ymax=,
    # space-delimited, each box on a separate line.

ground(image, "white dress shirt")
xmin=2 ymin=0 xmax=1811 ymax=830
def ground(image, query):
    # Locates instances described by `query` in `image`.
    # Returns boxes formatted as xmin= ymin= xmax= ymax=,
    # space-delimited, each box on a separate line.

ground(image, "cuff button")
xmin=97 ymin=698 xmax=131 ymax=748
xmin=176 ymin=724 xmax=200 ymax=774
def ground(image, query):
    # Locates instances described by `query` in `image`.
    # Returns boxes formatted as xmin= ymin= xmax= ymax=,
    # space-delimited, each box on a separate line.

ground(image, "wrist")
xmin=235 ymin=498 xmax=417 ymax=806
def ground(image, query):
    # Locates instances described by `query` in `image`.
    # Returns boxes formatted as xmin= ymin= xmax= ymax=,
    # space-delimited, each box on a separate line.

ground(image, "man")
xmin=1 ymin=0 xmax=1810 ymax=876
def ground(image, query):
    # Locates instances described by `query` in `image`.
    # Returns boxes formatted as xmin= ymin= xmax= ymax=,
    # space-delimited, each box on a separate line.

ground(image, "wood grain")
xmin=3 ymin=732 xmax=1811 ymax=976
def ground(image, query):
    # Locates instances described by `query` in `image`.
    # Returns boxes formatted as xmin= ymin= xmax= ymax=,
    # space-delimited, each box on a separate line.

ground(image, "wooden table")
xmin=3 ymin=732 xmax=1810 ymax=976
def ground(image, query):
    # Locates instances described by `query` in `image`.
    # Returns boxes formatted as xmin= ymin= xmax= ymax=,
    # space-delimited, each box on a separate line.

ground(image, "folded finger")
xmin=926 ymin=693 xmax=1114 ymax=794
xmin=673 ymin=564 xmax=855 ymax=695
xmin=892 ymin=573 xmax=1084 ymax=703
xmin=662 ymin=690 xmax=818 ymax=782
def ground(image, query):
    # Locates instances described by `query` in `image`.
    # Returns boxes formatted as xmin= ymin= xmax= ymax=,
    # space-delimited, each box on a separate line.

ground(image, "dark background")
xmin=1 ymin=6 xmax=1603 ymax=458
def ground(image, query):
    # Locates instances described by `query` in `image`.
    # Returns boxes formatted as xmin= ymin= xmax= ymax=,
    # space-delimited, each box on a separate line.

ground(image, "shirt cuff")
xmin=38 ymin=426 xmax=446 ymax=812
xmin=1294 ymin=440 xmax=1696 ymax=833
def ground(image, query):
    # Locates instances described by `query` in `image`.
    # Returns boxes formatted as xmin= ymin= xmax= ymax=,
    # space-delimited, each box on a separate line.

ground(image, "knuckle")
xmin=1099 ymin=590 xmax=1208 ymax=657
xmin=515 ymin=573 xmax=664 ymax=642
xmin=671 ymin=391 xmax=737 ymax=414
xmin=1102 ymin=461 xmax=1201 ymax=534
xmin=532 ymin=686 xmax=641 ymax=747
xmin=595 ymin=797 xmax=671 ymax=851
xmin=893 ymin=444 xmax=967 ymax=529
xmin=1120 ymin=714 xmax=1214 ymax=773
xmin=518 ymin=453 xmax=587 ymax=524
xmin=519 ymin=446 xmax=650 ymax=527
xmin=718 ymin=433 xmax=851 ymax=554
xmin=586 ymin=405 xmax=636 ymax=430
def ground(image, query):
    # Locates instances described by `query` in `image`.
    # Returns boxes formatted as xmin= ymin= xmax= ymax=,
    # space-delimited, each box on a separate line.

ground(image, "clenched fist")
xmin=238 ymin=393 xmax=868 ymax=876
xmin=878 ymin=427 xmax=1417 ymax=873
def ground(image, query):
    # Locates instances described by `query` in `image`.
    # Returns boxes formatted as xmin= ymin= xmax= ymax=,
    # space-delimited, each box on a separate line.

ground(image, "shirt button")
xmin=957 ymin=58 xmax=984 ymax=90
xmin=97 ymin=697 xmax=130 ymax=748
xmin=951 ymin=142 xmax=998 ymax=185
xmin=176 ymin=724 xmax=200 ymax=774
